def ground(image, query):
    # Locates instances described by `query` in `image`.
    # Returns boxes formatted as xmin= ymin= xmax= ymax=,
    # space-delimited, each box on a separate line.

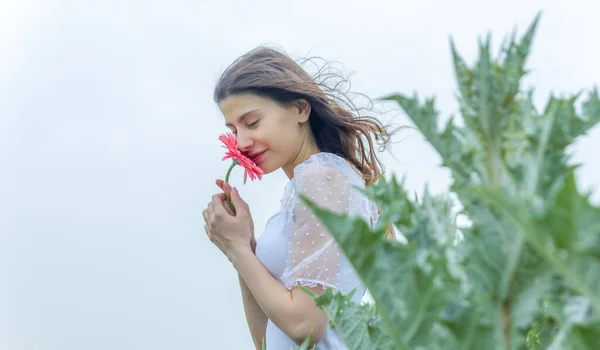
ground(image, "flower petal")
xmin=218 ymin=132 xmax=264 ymax=183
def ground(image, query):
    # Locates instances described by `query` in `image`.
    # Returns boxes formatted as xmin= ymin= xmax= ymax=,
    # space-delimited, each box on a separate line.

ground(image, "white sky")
xmin=1 ymin=0 xmax=598 ymax=349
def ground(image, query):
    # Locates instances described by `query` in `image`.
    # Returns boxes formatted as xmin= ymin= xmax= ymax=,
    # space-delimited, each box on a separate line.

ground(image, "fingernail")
xmin=233 ymin=187 xmax=238 ymax=195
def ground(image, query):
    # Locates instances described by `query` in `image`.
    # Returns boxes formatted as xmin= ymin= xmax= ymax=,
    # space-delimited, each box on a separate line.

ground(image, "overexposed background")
xmin=1 ymin=1 xmax=598 ymax=349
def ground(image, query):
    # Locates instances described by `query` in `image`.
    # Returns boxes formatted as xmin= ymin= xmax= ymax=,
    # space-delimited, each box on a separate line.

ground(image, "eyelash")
xmin=232 ymin=120 xmax=259 ymax=135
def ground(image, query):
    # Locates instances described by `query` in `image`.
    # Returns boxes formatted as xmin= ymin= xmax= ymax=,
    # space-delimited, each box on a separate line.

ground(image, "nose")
xmin=236 ymin=130 xmax=253 ymax=152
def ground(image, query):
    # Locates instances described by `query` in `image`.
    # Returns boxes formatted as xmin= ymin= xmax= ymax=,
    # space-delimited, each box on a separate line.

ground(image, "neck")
xmin=283 ymin=137 xmax=321 ymax=180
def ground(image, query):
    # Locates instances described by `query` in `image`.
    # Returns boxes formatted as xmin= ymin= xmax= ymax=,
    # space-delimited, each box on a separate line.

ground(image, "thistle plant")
xmin=299 ymin=13 xmax=600 ymax=350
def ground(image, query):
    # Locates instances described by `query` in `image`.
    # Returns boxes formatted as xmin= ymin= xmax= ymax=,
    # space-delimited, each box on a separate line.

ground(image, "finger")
xmin=229 ymin=187 xmax=247 ymax=215
xmin=212 ymin=193 xmax=228 ymax=215
xmin=212 ymin=193 xmax=226 ymax=203
xmin=216 ymin=179 xmax=233 ymax=195
xmin=228 ymin=186 xmax=248 ymax=212
xmin=207 ymin=196 xmax=224 ymax=217
xmin=223 ymin=184 xmax=237 ymax=216
xmin=211 ymin=194 xmax=222 ymax=206
xmin=223 ymin=181 xmax=233 ymax=197
xmin=202 ymin=209 xmax=210 ymax=223
xmin=222 ymin=199 xmax=234 ymax=215
xmin=216 ymin=180 xmax=234 ymax=210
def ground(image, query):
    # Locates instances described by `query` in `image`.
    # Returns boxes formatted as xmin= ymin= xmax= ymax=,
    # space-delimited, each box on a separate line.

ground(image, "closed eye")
xmin=229 ymin=120 xmax=258 ymax=136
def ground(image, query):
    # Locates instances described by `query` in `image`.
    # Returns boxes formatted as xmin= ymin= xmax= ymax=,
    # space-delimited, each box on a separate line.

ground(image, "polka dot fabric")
xmin=279 ymin=152 xmax=378 ymax=294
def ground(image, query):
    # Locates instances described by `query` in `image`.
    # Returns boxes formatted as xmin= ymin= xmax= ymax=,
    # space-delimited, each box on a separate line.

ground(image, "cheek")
xmin=254 ymin=123 xmax=277 ymax=143
xmin=252 ymin=130 xmax=269 ymax=145
xmin=272 ymin=119 xmax=299 ymax=141
xmin=254 ymin=116 xmax=298 ymax=150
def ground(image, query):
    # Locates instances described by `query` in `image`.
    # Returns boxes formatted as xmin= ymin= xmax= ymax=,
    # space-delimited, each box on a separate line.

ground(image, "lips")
xmin=250 ymin=150 xmax=266 ymax=162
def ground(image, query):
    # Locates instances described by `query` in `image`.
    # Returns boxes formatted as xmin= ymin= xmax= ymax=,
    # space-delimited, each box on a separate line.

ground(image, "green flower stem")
xmin=224 ymin=160 xmax=238 ymax=215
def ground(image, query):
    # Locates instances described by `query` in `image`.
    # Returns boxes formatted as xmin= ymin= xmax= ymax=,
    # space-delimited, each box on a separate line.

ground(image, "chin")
xmin=254 ymin=153 xmax=276 ymax=175
xmin=258 ymin=164 xmax=276 ymax=175
xmin=257 ymin=157 xmax=281 ymax=175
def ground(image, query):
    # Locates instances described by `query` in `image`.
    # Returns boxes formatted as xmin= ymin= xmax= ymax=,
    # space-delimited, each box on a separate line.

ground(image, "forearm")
xmin=232 ymin=248 xmax=311 ymax=342
xmin=238 ymin=273 xmax=268 ymax=350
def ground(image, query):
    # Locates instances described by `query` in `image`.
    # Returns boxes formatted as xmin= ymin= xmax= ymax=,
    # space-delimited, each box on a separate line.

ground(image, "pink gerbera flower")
xmin=218 ymin=132 xmax=264 ymax=214
xmin=219 ymin=132 xmax=264 ymax=184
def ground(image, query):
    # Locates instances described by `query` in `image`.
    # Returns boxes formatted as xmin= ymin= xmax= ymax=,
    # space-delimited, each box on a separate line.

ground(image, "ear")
xmin=295 ymin=99 xmax=311 ymax=123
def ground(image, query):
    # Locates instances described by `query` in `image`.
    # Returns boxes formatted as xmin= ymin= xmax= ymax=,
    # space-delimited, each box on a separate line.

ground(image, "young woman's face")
xmin=219 ymin=93 xmax=311 ymax=175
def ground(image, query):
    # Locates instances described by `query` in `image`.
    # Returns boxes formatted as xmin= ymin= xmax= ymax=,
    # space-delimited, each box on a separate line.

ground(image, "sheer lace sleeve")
xmin=280 ymin=159 xmax=354 ymax=291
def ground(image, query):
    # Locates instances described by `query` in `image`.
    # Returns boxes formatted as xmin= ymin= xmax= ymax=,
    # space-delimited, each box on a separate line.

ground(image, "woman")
xmin=202 ymin=46 xmax=397 ymax=349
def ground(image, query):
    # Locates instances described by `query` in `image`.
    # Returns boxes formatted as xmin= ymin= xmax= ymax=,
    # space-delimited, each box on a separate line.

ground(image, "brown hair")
xmin=214 ymin=46 xmax=399 ymax=240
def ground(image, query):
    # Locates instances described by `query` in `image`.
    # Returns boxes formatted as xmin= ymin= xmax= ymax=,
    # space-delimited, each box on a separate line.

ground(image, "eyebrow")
xmin=224 ymin=109 xmax=259 ymax=127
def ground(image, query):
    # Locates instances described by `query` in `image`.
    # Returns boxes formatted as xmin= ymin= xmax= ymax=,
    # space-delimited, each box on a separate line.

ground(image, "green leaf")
xmin=299 ymin=186 xmax=463 ymax=349
xmin=301 ymin=287 xmax=395 ymax=350
xmin=475 ymin=171 xmax=600 ymax=314
xmin=288 ymin=13 xmax=600 ymax=350
xmin=298 ymin=193 xmax=406 ymax=349
xmin=459 ymin=203 xmax=555 ymax=349
xmin=294 ymin=332 xmax=315 ymax=350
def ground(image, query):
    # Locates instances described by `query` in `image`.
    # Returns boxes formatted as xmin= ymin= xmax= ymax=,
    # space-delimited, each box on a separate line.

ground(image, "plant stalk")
xmin=225 ymin=161 xmax=237 ymax=215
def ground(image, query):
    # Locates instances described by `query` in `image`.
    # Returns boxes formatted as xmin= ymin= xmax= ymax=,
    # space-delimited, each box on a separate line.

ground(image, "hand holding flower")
xmin=216 ymin=179 xmax=256 ymax=253
xmin=202 ymin=185 xmax=254 ymax=261
xmin=203 ymin=132 xmax=262 ymax=260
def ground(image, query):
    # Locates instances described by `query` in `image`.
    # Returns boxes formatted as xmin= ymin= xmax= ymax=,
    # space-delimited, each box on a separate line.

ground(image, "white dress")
xmin=255 ymin=152 xmax=379 ymax=350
